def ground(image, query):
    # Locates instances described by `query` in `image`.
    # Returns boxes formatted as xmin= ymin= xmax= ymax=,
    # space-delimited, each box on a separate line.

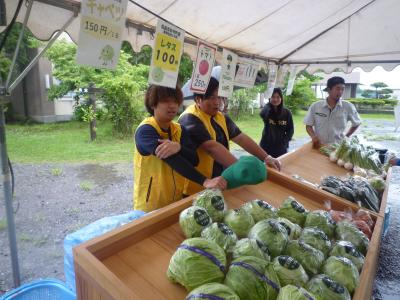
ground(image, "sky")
xmin=356 ymin=66 xmax=400 ymax=89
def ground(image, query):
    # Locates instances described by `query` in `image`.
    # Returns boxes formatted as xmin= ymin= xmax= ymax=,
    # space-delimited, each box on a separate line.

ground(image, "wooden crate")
xmin=74 ymin=173 xmax=383 ymax=300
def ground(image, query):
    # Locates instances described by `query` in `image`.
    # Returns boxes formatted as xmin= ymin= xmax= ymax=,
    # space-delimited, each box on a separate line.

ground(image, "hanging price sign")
xmin=190 ymin=40 xmax=217 ymax=93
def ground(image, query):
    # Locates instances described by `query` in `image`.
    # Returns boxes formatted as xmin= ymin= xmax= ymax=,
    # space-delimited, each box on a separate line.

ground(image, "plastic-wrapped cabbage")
xmin=186 ymin=283 xmax=239 ymax=300
xmin=194 ymin=189 xmax=226 ymax=222
xmin=330 ymin=240 xmax=365 ymax=271
xmin=242 ymin=199 xmax=277 ymax=222
xmin=248 ymin=219 xmax=289 ymax=257
xmin=284 ymin=240 xmax=324 ymax=276
xmin=167 ymin=238 xmax=226 ymax=291
xmin=180 ymin=206 xmax=212 ymax=238
xmin=272 ymin=255 xmax=309 ymax=287
xmin=277 ymin=217 xmax=302 ymax=240
xmin=277 ymin=284 xmax=318 ymax=300
xmin=225 ymin=256 xmax=280 ymax=300
xmin=232 ymin=238 xmax=270 ymax=261
xmin=335 ymin=221 xmax=369 ymax=255
xmin=322 ymin=256 xmax=359 ymax=294
xmin=304 ymin=210 xmax=336 ymax=238
xmin=224 ymin=208 xmax=254 ymax=238
xmin=306 ymin=274 xmax=351 ymax=300
xmin=300 ymin=227 xmax=331 ymax=257
xmin=277 ymin=196 xmax=308 ymax=226
xmin=201 ymin=222 xmax=238 ymax=252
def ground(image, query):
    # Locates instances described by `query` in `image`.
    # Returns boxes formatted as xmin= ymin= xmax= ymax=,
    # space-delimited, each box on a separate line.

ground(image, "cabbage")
xmin=272 ymin=255 xmax=309 ymax=287
xmin=277 ymin=217 xmax=302 ymax=240
xmin=248 ymin=219 xmax=289 ymax=257
xmin=277 ymin=284 xmax=317 ymax=300
xmin=330 ymin=240 xmax=365 ymax=271
xmin=335 ymin=221 xmax=369 ymax=255
xmin=225 ymin=256 xmax=280 ymax=300
xmin=306 ymin=274 xmax=351 ymax=300
xmin=232 ymin=238 xmax=270 ymax=261
xmin=242 ymin=199 xmax=277 ymax=222
xmin=224 ymin=208 xmax=254 ymax=238
xmin=300 ymin=227 xmax=331 ymax=257
xmin=180 ymin=206 xmax=212 ymax=238
xmin=284 ymin=240 xmax=324 ymax=276
xmin=201 ymin=222 xmax=238 ymax=252
xmin=304 ymin=210 xmax=336 ymax=238
xmin=194 ymin=189 xmax=226 ymax=222
xmin=277 ymin=196 xmax=308 ymax=226
xmin=167 ymin=238 xmax=226 ymax=291
xmin=322 ymin=256 xmax=359 ymax=294
xmin=186 ymin=283 xmax=240 ymax=300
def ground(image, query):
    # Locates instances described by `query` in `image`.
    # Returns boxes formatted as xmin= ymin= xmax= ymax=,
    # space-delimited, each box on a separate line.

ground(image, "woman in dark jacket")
xmin=259 ymin=88 xmax=294 ymax=158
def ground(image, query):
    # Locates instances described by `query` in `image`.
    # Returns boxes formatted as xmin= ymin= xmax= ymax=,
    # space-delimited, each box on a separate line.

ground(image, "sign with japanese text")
xmin=234 ymin=57 xmax=259 ymax=88
xmin=218 ymin=49 xmax=238 ymax=98
xmin=190 ymin=40 xmax=217 ymax=94
xmin=265 ymin=62 xmax=278 ymax=99
xmin=77 ymin=0 xmax=128 ymax=70
xmin=286 ymin=65 xmax=299 ymax=96
xmin=148 ymin=19 xmax=185 ymax=88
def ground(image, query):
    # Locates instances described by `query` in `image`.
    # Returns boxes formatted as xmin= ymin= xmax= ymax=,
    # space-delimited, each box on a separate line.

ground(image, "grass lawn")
xmin=5 ymin=111 xmax=395 ymax=163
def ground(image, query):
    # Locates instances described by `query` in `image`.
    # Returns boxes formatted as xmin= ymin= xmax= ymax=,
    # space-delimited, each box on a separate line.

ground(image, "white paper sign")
xmin=286 ymin=65 xmax=299 ymax=96
xmin=77 ymin=0 xmax=128 ymax=70
xmin=218 ymin=49 xmax=238 ymax=98
xmin=190 ymin=41 xmax=217 ymax=94
xmin=265 ymin=62 xmax=278 ymax=99
xmin=234 ymin=57 xmax=259 ymax=88
xmin=276 ymin=64 xmax=289 ymax=88
xmin=148 ymin=19 xmax=185 ymax=88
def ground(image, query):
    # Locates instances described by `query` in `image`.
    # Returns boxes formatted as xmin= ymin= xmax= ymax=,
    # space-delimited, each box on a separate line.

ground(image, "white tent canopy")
xmin=2 ymin=0 xmax=400 ymax=74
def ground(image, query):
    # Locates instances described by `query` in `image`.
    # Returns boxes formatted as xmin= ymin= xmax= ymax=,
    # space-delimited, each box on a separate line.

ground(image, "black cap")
xmin=324 ymin=76 xmax=345 ymax=91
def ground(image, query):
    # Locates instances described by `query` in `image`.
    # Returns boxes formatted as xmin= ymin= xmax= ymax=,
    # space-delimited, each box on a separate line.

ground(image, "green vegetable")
xmin=284 ymin=240 xmax=324 ymax=276
xmin=277 ymin=217 xmax=302 ymax=240
xmin=300 ymin=227 xmax=331 ymax=257
xmin=167 ymin=238 xmax=226 ymax=291
xmin=304 ymin=210 xmax=336 ymax=238
xmin=194 ymin=189 xmax=227 ymax=222
xmin=232 ymin=238 xmax=270 ymax=261
xmin=179 ymin=206 xmax=211 ymax=238
xmin=248 ymin=219 xmax=289 ymax=257
xmin=242 ymin=199 xmax=277 ymax=222
xmin=277 ymin=284 xmax=317 ymax=300
xmin=277 ymin=196 xmax=308 ymax=226
xmin=186 ymin=283 xmax=240 ymax=300
xmin=322 ymin=256 xmax=359 ymax=294
xmin=330 ymin=240 xmax=365 ymax=271
xmin=368 ymin=176 xmax=386 ymax=194
xmin=201 ymin=222 xmax=238 ymax=252
xmin=306 ymin=274 xmax=351 ymax=300
xmin=224 ymin=208 xmax=254 ymax=238
xmin=335 ymin=221 xmax=369 ymax=255
xmin=225 ymin=256 xmax=280 ymax=300
xmin=272 ymin=256 xmax=309 ymax=287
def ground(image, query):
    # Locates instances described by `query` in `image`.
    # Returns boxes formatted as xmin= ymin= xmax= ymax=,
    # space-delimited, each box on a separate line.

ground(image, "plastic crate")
xmin=0 ymin=279 xmax=76 ymax=300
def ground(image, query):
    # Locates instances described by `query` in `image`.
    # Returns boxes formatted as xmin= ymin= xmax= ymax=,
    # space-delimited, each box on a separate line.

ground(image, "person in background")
xmin=304 ymin=76 xmax=361 ymax=148
xmin=389 ymin=157 xmax=400 ymax=166
xmin=134 ymin=85 xmax=227 ymax=212
xmin=259 ymin=87 xmax=294 ymax=157
xmin=178 ymin=77 xmax=281 ymax=196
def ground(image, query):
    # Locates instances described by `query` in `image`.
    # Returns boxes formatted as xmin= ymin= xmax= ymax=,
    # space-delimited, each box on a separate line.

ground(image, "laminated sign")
xmin=149 ymin=19 xmax=185 ymax=88
xmin=218 ymin=49 xmax=238 ymax=98
xmin=190 ymin=41 xmax=217 ymax=94
xmin=265 ymin=62 xmax=278 ymax=99
xmin=77 ymin=0 xmax=128 ymax=70
xmin=234 ymin=57 xmax=259 ymax=88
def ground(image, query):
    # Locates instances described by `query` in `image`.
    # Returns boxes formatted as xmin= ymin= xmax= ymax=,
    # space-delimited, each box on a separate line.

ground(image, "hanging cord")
xmin=0 ymin=0 xmax=24 ymax=53
xmin=8 ymin=157 xmax=18 ymax=214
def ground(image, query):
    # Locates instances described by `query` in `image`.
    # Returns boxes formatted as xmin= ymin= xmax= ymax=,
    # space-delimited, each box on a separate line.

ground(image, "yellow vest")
xmin=179 ymin=104 xmax=229 ymax=195
xmin=133 ymin=117 xmax=185 ymax=212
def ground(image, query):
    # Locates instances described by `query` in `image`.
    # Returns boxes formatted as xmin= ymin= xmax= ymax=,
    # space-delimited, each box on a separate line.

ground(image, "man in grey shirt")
xmin=304 ymin=76 xmax=361 ymax=148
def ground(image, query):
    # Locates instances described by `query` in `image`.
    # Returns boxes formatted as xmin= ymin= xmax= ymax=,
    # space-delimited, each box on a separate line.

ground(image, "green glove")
xmin=222 ymin=156 xmax=267 ymax=189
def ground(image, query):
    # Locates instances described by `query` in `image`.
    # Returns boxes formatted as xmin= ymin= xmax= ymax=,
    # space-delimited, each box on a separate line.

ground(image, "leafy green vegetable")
xmin=242 ymin=199 xmax=277 ymax=222
xmin=284 ymin=240 xmax=324 ymax=276
xmin=322 ymin=256 xmax=359 ymax=294
xmin=277 ymin=217 xmax=302 ymax=240
xmin=277 ymin=196 xmax=308 ymax=226
xmin=300 ymin=227 xmax=331 ymax=257
xmin=179 ymin=206 xmax=211 ymax=238
xmin=304 ymin=210 xmax=336 ymax=238
xmin=194 ymin=189 xmax=227 ymax=222
xmin=276 ymin=284 xmax=318 ymax=300
xmin=224 ymin=208 xmax=255 ymax=238
xmin=272 ymin=256 xmax=309 ymax=287
xmin=335 ymin=221 xmax=369 ymax=255
xmin=201 ymin=222 xmax=238 ymax=252
xmin=330 ymin=240 xmax=365 ymax=271
xmin=232 ymin=238 xmax=271 ymax=261
xmin=186 ymin=283 xmax=240 ymax=300
xmin=306 ymin=274 xmax=351 ymax=300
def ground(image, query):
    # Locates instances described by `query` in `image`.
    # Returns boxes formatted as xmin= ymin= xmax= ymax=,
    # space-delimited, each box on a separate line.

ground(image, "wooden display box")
xmin=74 ymin=168 xmax=384 ymax=300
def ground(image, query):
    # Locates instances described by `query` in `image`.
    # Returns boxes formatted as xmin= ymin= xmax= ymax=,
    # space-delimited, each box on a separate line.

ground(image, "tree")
xmin=361 ymin=89 xmax=374 ymax=98
xmin=285 ymin=77 xmax=316 ymax=113
xmin=370 ymin=82 xmax=392 ymax=99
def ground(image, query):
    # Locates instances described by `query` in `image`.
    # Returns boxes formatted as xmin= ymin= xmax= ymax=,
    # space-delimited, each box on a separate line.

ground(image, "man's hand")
xmin=203 ymin=176 xmax=227 ymax=190
xmin=264 ymin=155 xmax=281 ymax=171
xmin=155 ymin=139 xmax=181 ymax=159
xmin=311 ymin=135 xmax=321 ymax=149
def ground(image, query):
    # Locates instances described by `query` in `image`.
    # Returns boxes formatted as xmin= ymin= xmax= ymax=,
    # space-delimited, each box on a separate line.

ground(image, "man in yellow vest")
xmin=179 ymin=77 xmax=281 ymax=196
xmin=134 ymin=85 xmax=227 ymax=212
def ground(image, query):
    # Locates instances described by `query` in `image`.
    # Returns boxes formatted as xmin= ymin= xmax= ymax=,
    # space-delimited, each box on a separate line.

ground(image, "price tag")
xmin=153 ymin=33 xmax=182 ymax=72
xmin=190 ymin=40 xmax=216 ymax=94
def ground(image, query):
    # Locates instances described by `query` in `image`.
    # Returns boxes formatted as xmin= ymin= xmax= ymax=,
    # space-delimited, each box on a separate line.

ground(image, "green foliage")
xmin=367 ymin=82 xmax=393 ymax=99
xmin=230 ymin=86 xmax=259 ymax=119
xmin=285 ymin=77 xmax=315 ymax=113
xmin=177 ymin=53 xmax=194 ymax=86
xmin=348 ymin=98 xmax=398 ymax=106
xmin=361 ymin=89 xmax=374 ymax=98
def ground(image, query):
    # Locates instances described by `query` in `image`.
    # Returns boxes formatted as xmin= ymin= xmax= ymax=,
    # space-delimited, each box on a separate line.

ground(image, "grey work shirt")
xmin=304 ymin=99 xmax=361 ymax=144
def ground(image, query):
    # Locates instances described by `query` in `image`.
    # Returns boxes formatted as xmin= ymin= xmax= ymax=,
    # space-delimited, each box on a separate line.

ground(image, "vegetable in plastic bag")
xmin=167 ymin=238 xmax=226 ymax=291
xmin=306 ymin=274 xmax=351 ymax=300
xmin=224 ymin=208 xmax=255 ymax=238
xmin=277 ymin=217 xmax=302 ymax=240
xmin=277 ymin=284 xmax=317 ymax=300
xmin=330 ymin=240 xmax=365 ymax=271
xmin=201 ymin=222 xmax=238 ymax=252
xmin=242 ymin=199 xmax=277 ymax=222
xmin=335 ymin=221 xmax=369 ymax=255
xmin=225 ymin=256 xmax=280 ymax=300
xmin=300 ymin=227 xmax=331 ymax=257
xmin=180 ymin=206 xmax=211 ymax=238
xmin=277 ymin=196 xmax=308 ymax=226
xmin=232 ymin=238 xmax=270 ymax=261
xmin=186 ymin=283 xmax=240 ymax=300
xmin=304 ymin=210 xmax=336 ymax=238
xmin=194 ymin=189 xmax=226 ymax=222
xmin=284 ymin=240 xmax=324 ymax=276
xmin=272 ymin=255 xmax=309 ymax=287
xmin=322 ymin=256 xmax=359 ymax=294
